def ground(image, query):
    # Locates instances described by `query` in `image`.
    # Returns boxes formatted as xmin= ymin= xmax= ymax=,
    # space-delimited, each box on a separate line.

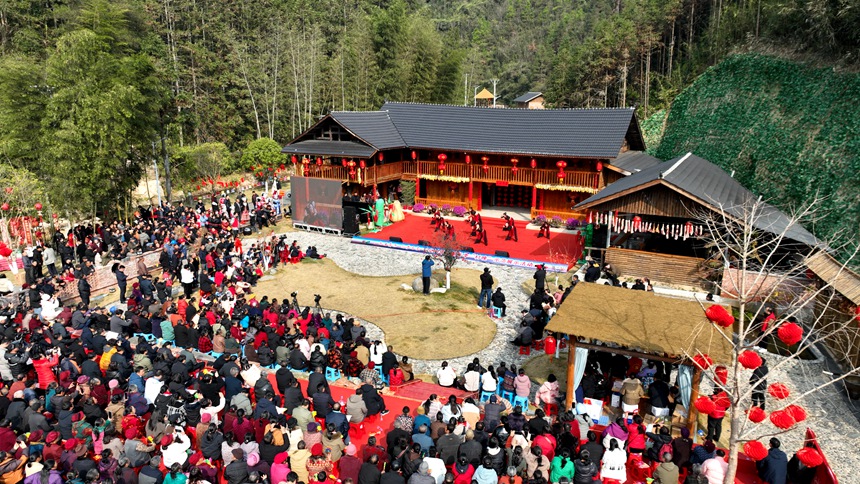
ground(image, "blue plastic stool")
xmin=207 ymin=351 xmax=223 ymax=358
xmin=499 ymin=389 xmax=514 ymax=402
xmin=512 ymin=395 xmax=530 ymax=412
xmin=134 ymin=333 xmax=156 ymax=342
xmin=480 ymin=390 xmax=495 ymax=403
xmin=325 ymin=367 xmax=342 ymax=381
xmin=375 ymin=366 xmax=389 ymax=385
xmin=491 ymin=306 xmax=503 ymax=318
xmin=496 ymin=377 xmax=504 ymax=395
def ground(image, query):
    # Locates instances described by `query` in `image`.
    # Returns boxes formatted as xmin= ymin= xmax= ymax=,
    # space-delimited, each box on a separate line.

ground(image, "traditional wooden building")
xmin=512 ymin=91 xmax=545 ymax=109
xmin=281 ymin=102 xmax=646 ymax=220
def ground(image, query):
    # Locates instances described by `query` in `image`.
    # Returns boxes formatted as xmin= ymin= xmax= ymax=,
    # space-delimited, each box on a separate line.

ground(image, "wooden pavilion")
xmin=546 ymin=282 xmax=734 ymax=431
xmin=281 ymin=102 xmax=646 ymax=221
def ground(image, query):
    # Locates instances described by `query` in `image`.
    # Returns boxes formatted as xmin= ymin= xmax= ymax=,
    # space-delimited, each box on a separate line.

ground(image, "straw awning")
xmin=806 ymin=251 xmax=860 ymax=305
xmin=547 ymin=283 xmax=734 ymax=364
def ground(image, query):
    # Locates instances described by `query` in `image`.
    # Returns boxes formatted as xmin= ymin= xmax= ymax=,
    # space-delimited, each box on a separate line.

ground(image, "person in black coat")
xmin=325 ymin=403 xmax=349 ymax=438
xmin=308 ymin=367 xmax=329 ymax=397
xmin=288 ymin=345 xmax=308 ymax=371
xmin=360 ymin=383 xmax=387 ymax=416
xmin=225 ymin=448 xmax=250 ymax=484
xmin=359 ymin=455 xmax=382 ymax=484
xmin=757 ymin=438 xmax=788 ymax=484
xmin=533 ymin=265 xmax=546 ymax=293
xmin=114 ymin=265 xmax=128 ymax=304
xmin=282 ymin=380 xmax=304 ymax=413
xmin=311 ymin=384 xmax=335 ymax=419
xmin=380 ymin=460 xmax=406 ymax=484
xmin=199 ymin=425 xmax=224 ymax=460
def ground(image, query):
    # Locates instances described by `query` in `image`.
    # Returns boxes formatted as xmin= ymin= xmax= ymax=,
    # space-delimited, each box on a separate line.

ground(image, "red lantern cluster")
xmin=785 ymin=404 xmax=807 ymax=423
xmin=510 ymin=158 xmax=519 ymax=174
xmin=748 ymin=406 xmax=767 ymax=423
xmin=777 ymin=322 xmax=803 ymax=346
xmin=556 ymin=160 xmax=567 ymax=180
xmin=481 ymin=156 xmax=489 ymax=172
xmin=768 ymin=383 xmax=790 ymax=399
xmin=705 ymin=305 xmax=734 ymax=327
xmin=437 ymin=153 xmax=447 ymax=173
xmin=347 ymin=160 xmax=357 ymax=177
xmin=692 ymin=354 xmax=713 ymax=370
xmin=744 ymin=441 xmax=769 ymax=461
xmin=770 ymin=409 xmax=796 ymax=429
xmin=739 ymin=350 xmax=763 ymax=370
xmin=694 ymin=396 xmax=716 ymax=416
xmin=796 ymin=447 xmax=824 ymax=467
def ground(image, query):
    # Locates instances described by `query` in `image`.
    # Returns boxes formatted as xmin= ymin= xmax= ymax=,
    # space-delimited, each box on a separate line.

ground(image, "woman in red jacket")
xmin=626 ymin=414 xmax=647 ymax=454
xmin=32 ymin=349 xmax=59 ymax=390
xmin=452 ymin=456 xmax=475 ymax=484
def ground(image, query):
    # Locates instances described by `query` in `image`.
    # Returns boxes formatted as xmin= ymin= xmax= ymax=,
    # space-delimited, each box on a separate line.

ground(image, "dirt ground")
xmin=254 ymin=259 xmax=496 ymax=360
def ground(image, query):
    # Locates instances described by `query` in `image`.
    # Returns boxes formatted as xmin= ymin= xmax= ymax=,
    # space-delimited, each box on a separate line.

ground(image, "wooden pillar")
xmin=415 ymin=161 xmax=421 ymax=201
xmin=686 ymin=365 xmax=703 ymax=435
xmin=565 ymin=338 xmax=578 ymax=411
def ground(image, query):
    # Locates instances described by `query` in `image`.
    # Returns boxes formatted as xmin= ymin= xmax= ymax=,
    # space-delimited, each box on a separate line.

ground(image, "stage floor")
xmin=362 ymin=213 xmax=583 ymax=267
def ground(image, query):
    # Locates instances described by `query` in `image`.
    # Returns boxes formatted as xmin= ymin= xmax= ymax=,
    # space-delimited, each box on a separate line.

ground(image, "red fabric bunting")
xmin=796 ymin=448 xmax=824 ymax=467
xmin=768 ymin=383 xmax=790 ymax=399
xmin=705 ymin=305 xmax=735 ymax=327
xmin=748 ymin=406 xmax=767 ymax=423
xmin=769 ymin=409 xmax=796 ymax=429
xmin=738 ymin=350 xmax=763 ymax=370
xmin=777 ymin=322 xmax=803 ymax=346
xmin=744 ymin=441 xmax=768 ymax=461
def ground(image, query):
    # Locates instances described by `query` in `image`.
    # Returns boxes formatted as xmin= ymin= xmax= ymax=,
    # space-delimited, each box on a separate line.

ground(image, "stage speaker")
xmin=418 ymin=240 xmax=431 ymax=247
xmin=342 ymin=206 xmax=359 ymax=234
xmin=495 ymin=250 xmax=510 ymax=257
xmin=389 ymin=236 xmax=403 ymax=243
xmin=242 ymin=227 xmax=252 ymax=236
xmin=461 ymin=246 xmax=475 ymax=253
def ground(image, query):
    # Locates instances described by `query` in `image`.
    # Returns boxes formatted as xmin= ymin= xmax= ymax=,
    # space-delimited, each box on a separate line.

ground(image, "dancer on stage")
xmin=504 ymin=217 xmax=518 ymax=242
xmin=471 ymin=219 xmax=483 ymax=237
xmin=475 ymin=225 xmax=488 ymax=245
xmin=537 ymin=220 xmax=551 ymax=240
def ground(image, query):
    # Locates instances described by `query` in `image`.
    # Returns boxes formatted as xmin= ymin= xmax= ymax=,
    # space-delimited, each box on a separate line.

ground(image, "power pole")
xmin=491 ymin=78 xmax=499 ymax=107
xmin=160 ymin=136 xmax=171 ymax=203
xmin=464 ymin=74 xmax=469 ymax=106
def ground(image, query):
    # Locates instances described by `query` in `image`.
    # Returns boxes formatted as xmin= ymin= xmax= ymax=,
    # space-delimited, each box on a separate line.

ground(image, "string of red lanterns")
xmin=437 ymin=153 xmax=447 ymax=174
xmin=510 ymin=158 xmax=519 ymax=174
xmin=481 ymin=156 xmax=489 ymax=172
xmin=556 ymin=160 xmax=567 ymax=179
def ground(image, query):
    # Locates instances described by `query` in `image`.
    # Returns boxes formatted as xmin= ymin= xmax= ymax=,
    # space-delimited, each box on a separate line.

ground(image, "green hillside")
xmin=655 ymin=54 xmax=860 ymax=260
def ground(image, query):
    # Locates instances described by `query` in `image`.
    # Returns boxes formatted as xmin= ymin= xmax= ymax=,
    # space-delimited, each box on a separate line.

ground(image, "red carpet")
xmin=364 ymin=213 xmax=583 ymax=267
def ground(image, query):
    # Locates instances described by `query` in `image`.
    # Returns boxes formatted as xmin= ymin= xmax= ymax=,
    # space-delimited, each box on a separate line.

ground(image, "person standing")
xmin=77 ymin=269 xmax=91 ymax=307
xmin=533 ymin=264 xmax=546 ymax=293
xmin=42 ymin=246 xmax=57 ymax=276
xmin=751 ymin=358 xmax=768 ymax=409
xmin=421 ymin=256 xmax=434 ymax=295
xmin=478 ymin=268 xmax=493 ymax=309
xmin=757 ymin=438 xmax=787 ymax=484
xmin=114 ymin=264 xmax=128 ymax=304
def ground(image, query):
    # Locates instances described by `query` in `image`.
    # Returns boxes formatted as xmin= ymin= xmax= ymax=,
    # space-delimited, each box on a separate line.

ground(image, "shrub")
xmin=429 ymin=203 xmax=439 ymax=211
xmin=441 ymin=203 xmax=452 ymax=215
xmin=565 ymin=218 xmax=580 ymax=229
xmin=550 ymin=215 xmax=564 ymax=228
xmin=533 ymin=214 xmax=547 ymax=225
xmin=453 ymin=206 xmax=467 ymax=217
xmin=412 ymin=202 xmax=425 ymax=213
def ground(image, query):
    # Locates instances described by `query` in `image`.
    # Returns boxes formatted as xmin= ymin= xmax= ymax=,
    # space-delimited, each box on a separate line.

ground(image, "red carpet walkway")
xmin=363 ymin=213 xmax=583 ymax=267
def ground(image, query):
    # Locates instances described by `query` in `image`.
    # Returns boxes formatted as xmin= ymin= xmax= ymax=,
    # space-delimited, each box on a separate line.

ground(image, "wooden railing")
xmin=531 ymin=208 xmax=588 ymax=222
xmin=364 ymin=161 xmax=404 ymax=184
xmin=415 ymin=197 xmax=474 ymax=210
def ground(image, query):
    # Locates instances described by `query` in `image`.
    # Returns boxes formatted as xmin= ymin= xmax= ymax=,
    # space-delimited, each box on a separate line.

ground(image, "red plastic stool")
xmin=519 ymin=346 xmax=531 ymax=355
xmin=532 ymin=339 xmax=544 ymax=350
xmin=544 ymin=403 xmax=559 ymax=416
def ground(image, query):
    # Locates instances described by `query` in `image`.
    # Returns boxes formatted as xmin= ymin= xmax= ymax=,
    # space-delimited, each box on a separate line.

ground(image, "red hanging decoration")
xmin=411 ymin=151 xmax=417 ymax=160
xmin=713 ymin=392 xmax=731 ymax=409
xmin=240 ymin=177 xmax=244 ymax=183
xmin=769 ymin=409 xmax=796 ymax=429
xmin=342 ymin=160 xmax=348 ymax=167
xmin=530 ymin=159 xmax=537 ymax=169
xmin=744 ymin=441 xmax=769 ymax=461
xmin=633 ymin=215 xmax=642 ymax=231
xmin=748 ymin=406 xmax=767 ymax=423
xmin=777 ymin=322 xmax=803 ymax=346
xmin=34 ymin=203 xmax=42 ymax=211
xmin=280 ymin=164 xmax=285 ymax=170
xmin=784 ymin=404 xmax=807 ymax=423
xmin=796 ymin=448 xmax=824 ymax=467
xmin=694 ymin=396 xmax=715 ymax=416
xmin=437 ymin=153 xmax=447 ymax=162
xmin=705 ymin=305 xmax=734 ymax=327
xmin=359 ymin=160 xmax=366 ymax=169
xmin=738 ymin=350 xmax=763 ymax=370
xmin=250 ymin=165 xmax=255 ymax=171
xmin=378 ymin=152 xmax=383 ymax=162
xmin=768 ymin=383 xmax=790 ymax=399
xmin=465 ymin=155 xmax=471 ymax=164
xmin=291 ymin=155 xmax=297 ymax=164
xmin=51 ymin=213 xmax=58 ymax=219
xmin=692 ymin=354 xmax=713 ymax=370
xmin=482 ymin=156 xmax=489 ymax=172
xmin=595 ymin=161 xmax=603 ymax=172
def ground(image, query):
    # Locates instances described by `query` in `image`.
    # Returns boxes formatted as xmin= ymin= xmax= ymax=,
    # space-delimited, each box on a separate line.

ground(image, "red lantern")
xmin=633 ymin=215 xmax=642 ymax=231
xmin=280 ymin=164 xmax=285 ymax=170
xmin=744 ymin=441 xmax=768 ymax=461
xmin=714 ymin=365 xmax=728 ymax=385
xmin=511 ymin=166 xmax=518 ymax=174
xmin=2 ymin=203 xmax=10 ymax=212
xmin=291 ymin=155 xmax=297 ymax=164
xmin=768 ymin=383 xmax=790 ymax=399
xmin=748 ymin=406 xmax=767 ymax=423
xmin=692 ymin=354 xmax=713 ymax=370
xmin=770 ymin=409 xmax=796 ymax=429
xmin=705 ymin=305 xmax=734 ymax=327
xmin=511 ymin=158 xmax=519 ymax=166
xmin=359 ymin=160 xmax=366 ymax=169
xmin=342 ymin=160 xmax=348 ymax=167
xmin=316 ymin=158 xmax=323 ymax=166
xmin=378 ymin=152 xmax=383 ymax=161
xmin=250 ymin=165 xmax=255 ymax=171
xmin=796 ymin=448 xmax=824 ymax=467
xmin=777 ymin=322 xmax=803 ymax=346
xmin=437 ymin=153 xmax=447 ymax=162
xmin=52 ymin=213 xmax=58 ymax=219
xmin=596 ymin=161 xmax=603 ymax=172
xmin=530 ymin=159 xmax=537 ymax=169
xmin=3 ymin=187 xmax=11 ymax=194
xmin=34 ymin=203 xmax=42 ymax=211
xmin=739 ymin=350 xmax=763 ymax=370
xmin=713 ymin=392 xmax=731 ymax=409
xmin=411 ymin=151 xmax=417 ymax=160
xmin=785 ymin=404 xmax=807 ymax=423
xmin=556 ymin=160 xmax=567 ymax=169
xmin=694 ymin=396 xmax=715 ymax=416
xmin=240 ymin=177 xmax=244 ymax=183
xmin=465 ymin=155 xmax=471 ymax=164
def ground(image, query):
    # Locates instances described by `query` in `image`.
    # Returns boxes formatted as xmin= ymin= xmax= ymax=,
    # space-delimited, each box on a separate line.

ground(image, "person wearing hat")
xmin=478 ymin=268 xmax=493 ymax=309
xmin=124 ymin=427 xmax=155 ymax=468
xmin=42 ymin=431 xmax=62 ymax=462
xmin=304 ymin=422 xmax=323 ymax=449
xmin=160 ymin=432 xmax=191 ymax=468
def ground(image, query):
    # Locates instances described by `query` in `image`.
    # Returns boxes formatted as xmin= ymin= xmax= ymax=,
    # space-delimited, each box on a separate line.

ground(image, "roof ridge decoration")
xmin=659 ymin=152 xmax=691 ymax=179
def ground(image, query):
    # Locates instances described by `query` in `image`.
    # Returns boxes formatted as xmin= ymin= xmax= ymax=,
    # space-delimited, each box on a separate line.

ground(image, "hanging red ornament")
xmin=250 ymin=165 xmax=255 ymax=171
xmin=713 ymin=392 xmax=731 ymax=409
xmin=464 ymin=154 xmax=471 ymax=164
xmin=768 ymin=383 xmax=790 ymax=399
xmin=316 ymin=158 xmax=323 ymax=166
xmin=437 ymin=153 xmax=447 ymax=162
xmin=744 ymin=441 xmax=769 ymax=461
xmin=796 ymin=448 xmax=824 ymax=467
xmin=596 ymin=161 xmax=603 ymax=172
xmin=1 ymin=203 xmax=10 ymax=212
xmin=777 ymin=322 xmax=803 ymax=346
xmin=694 ymin=396 xmax=715 ymax=416
xmin=342 ymin=160 xmax=348 ymax=167
xmin=411 ymin=151 xmax=417 ymax=160
xmin=748 ymin=406 xmax=767 ymax=423
xmin=510 ymin=158 xmax=519 ymax=166
xmin=240 ymin=177 xmax=245 ymax=183
xmin=378 ymin=152 xmax=383 ymax=161
xmin=280 ymin=164 xmax=285 ymax=170
xmin=739 ymin=350 xmax=763 ymax=370
xmin=530 ymin=159 xmax=537 ymax=169
xmin=705 ymin=305 xmax=734 ymax=327
xmin=714 ymin=365 xmax=728 ymax=385
xmin=784 ymin=404 xmax=807 ymax=423
xmin=359 ymin=160 xmax=366 ymax=169
xmin=291 ymin=155 xmax=297 ymax=164
xmin=52 ymin=213 xmax=58 ymax=219
xmin=511 ymin=166 xmax=518 ymax=174
xmin=633 ymin=215 xmax=642 ymax=231
xmin=770 ymin=409 xmax=796 ymax=429
xmin=692 ymin=354 xmax=713 ymax=370
xmin=556 ymin=160 xmax=567 ymax=169
xmin=34 ymin=203 xmax=42 ymax=211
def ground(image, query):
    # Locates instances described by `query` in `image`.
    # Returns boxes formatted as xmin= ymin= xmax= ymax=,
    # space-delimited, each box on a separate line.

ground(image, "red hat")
xmin=311 ymin=443 xmax=324 ymax=456
xmin=71 ymin=412 xmax=84 ymax=422
xmin=28 ymin=430 xmax=44 ymax=443
xmin=124 ymin=428 xmax=137 ymax=440
xmin=274 ymin=451 xmax=289 ymax=465
xmin=46 ymin=431 xmax=59 ymax=443
xmin=201 ymin=413 xmax=211 ymax=423
xmin=64 ymin=438 xmax=77 ymax=450
xmin=367 ymin=362 xmax=375 ymax=369
xmin=160 ymin=435 xmax=173 ymax=447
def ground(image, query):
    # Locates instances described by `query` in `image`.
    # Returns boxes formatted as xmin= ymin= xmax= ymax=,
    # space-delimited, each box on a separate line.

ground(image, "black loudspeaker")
xmin=495 ymin=250 xmax=510 ymax=257
xmin=342 ymin=206 xmax=359 ymax=234
xmin=242 ymin=227 xmax=252 ymax=236
xmin=418 ymin=240 xmax=431 ymax=246
xmin=461 ymin=246 xmax=475 ymax=253
xmin=389 ymin=236 xmax=403 ymax=242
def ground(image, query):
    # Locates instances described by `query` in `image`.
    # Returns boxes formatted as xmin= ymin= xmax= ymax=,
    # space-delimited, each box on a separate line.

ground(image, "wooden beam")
xmin=574 ymin=340 xmax=682 ymax=364
xmin=687 ymin=365 xmax=703 ymax=435
xmin=565 ymin=339 xmax=577 ymax=411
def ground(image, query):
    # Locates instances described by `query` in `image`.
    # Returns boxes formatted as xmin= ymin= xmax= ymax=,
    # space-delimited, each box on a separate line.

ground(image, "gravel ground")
xmin=261 ymin=230 xmax=859 ymax=479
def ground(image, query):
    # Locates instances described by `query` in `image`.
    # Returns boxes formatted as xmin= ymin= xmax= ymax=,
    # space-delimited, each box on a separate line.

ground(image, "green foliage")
xmin=400 ymin=180 xmax=415 ymax=205
xmin=173 ymin=142 xmax=235 ymax=184
xmin=0 ymin=165 xmax=49 ymax=215
xmin=640 ymin=109 xmax=666 ymax=154
xmin=655 ymin=54 xmax=860 ymax=264
xmin=240 ymin=138 xmax=286 ymax=171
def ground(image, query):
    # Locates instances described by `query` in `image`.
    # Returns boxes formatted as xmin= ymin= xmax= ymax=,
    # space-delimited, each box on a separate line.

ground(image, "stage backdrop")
xmin=291 ymin=176 xmax=343 ymax=230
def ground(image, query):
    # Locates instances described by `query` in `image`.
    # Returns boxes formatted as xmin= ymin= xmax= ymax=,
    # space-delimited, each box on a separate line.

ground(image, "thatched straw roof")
xmin=547 ymin=283 xmax=734 ymax=363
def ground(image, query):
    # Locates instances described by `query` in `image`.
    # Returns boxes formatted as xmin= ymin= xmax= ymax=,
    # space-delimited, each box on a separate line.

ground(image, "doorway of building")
xmin=481 ymin=183 xmax=532 ymax=209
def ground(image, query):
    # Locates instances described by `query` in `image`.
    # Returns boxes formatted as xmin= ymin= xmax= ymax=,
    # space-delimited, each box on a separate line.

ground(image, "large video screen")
xmin=291 ymin=176 xmax=344 ymax=230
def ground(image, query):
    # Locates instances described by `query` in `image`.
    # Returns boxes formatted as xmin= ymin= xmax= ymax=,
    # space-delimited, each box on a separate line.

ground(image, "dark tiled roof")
xmin=608 ymin=151 xmax=662 ymax=175
xmin=380 ymin=102 xmax=639 ymax=158
xmin=281 ymin=140 xmax=375 ymax=158
xmin=512 ymin=92 xmax=543 ymax=103
xmin=576 ymin=153 xmax=820 ymax=246
xmin=330 ymin=111 xmax=405 ymax=150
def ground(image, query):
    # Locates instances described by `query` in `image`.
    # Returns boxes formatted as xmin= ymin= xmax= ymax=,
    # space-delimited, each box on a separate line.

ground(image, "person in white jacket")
xmin=600 ymin=439 xmax=627 ymax=483
xmin=534 ymin=374 xmax=560 ymax=408
xmin=369 ymin=340 xmax=387 ymax=366
xmin=160 ymin=429 xmax=191 ymax=468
